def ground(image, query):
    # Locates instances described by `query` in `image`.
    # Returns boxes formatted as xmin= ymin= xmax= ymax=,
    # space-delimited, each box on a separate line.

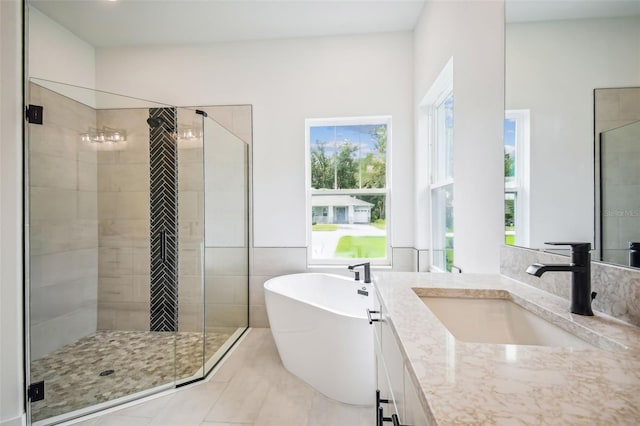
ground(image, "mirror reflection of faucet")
xmin=630 ymin=242 xmax=640 ymax=268
xmin=526 ymin=242 xmax=595 ymax=316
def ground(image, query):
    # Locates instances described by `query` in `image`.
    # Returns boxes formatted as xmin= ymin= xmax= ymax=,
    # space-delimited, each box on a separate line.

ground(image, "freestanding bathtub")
xmin=264 ymin=273 xmax=375 ymax=405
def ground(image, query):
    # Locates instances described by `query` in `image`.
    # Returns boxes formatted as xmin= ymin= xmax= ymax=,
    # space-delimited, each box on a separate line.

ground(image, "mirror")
xmin=504 ymin=0 xmax=640 ymax=268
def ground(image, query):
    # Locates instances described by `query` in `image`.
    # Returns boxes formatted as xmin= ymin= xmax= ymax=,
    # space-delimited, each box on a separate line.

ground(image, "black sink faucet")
xmin=348 ymin=262 xmax=371 ymax=284
xmin=525 ymin=242 xmax=594 ymax=316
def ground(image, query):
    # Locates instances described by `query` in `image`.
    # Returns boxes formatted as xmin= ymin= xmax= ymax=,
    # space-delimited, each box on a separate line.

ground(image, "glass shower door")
xmin=175 ymin=107 xmax=206 ymax=383
xmin=25 ymin=79 xmax=250 ymax=424
xmin=202 ymin=114 xmax=250 ymax=372
xmin=26 ymin=79 xmax=179 ymax=423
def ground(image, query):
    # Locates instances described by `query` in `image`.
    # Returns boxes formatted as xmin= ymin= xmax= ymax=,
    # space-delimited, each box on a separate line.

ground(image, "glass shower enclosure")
xmin=25 ymin=78 xmax=249 ymax=425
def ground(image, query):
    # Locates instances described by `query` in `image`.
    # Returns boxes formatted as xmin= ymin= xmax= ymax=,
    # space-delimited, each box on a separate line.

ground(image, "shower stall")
xmin=25 ymin=79 xmax=250 ymax=425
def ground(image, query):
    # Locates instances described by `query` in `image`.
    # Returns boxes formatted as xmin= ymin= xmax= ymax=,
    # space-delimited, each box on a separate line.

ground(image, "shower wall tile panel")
xmin=149 ymin=107 xmax=179 ymax=332
xmin=28 ymin=83 xmax=99 ymax=359
xmin=97 ymin=108 xmax=151 ymax=331
xmin=176 ymin=108 xmax=205 ymax=332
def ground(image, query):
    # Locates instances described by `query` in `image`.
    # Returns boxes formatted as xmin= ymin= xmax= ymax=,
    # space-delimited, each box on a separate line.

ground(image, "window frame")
xmin=504 ymin=109 xmax=530 ymax=247
xmin=422 ymin=58 xmax=454 ymax=273
xmin=429 ymin=91 xmax=454 ymax=272
xmin=305 ymin=116 xmax=392 ymax=266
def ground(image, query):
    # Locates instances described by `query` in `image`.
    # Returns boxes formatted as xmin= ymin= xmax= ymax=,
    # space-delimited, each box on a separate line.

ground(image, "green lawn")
xmin=505 ymin=234 xmax=515 ymax=245
xmin=371 ymin=219 xmax=386 ymax=230
xmin=312 ymin=224 xmax=338 ymax=231
xmin=335 ymin=236 xmax=387 ymax=258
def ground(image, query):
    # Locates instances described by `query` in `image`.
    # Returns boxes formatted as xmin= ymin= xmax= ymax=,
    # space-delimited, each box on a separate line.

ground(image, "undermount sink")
xmin=413 ymin=289 xmax=595 ymax=348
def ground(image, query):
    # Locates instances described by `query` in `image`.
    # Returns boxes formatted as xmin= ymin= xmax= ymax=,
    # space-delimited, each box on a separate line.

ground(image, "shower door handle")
xmin=160 ymin=231 xmax=167 ymax=263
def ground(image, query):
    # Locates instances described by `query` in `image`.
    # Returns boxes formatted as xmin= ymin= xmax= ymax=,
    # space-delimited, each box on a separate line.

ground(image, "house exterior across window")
xmin=312 ymin=195 xmax=373 ymax=224
xmin=305 ymin=116 xmax=391 ymax=265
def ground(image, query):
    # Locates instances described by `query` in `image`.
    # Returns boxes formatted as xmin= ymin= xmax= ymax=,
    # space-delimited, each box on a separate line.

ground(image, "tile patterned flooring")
xmin=66 ymin=328 xmax=374 ymax=426
xmin=31 ymin=329 xmax=235 ymax=422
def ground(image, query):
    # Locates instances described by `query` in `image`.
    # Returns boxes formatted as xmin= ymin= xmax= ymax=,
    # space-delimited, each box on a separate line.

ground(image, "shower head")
xmin=146 ymin=117 xmax=169 ymax=129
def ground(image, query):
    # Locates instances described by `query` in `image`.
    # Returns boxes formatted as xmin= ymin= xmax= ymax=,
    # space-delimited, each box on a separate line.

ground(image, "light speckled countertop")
xmin=372 ymin=272 xmax=640 ymax=425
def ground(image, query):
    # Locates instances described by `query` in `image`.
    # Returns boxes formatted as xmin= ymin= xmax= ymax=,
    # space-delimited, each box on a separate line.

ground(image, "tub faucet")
xmin=348 ymin=262 xmax=371 ymax=284
xmin=525 ymin=242 xmax=595 ymax=316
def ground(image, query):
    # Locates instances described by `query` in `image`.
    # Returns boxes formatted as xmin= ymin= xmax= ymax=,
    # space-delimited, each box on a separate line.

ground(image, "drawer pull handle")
xmin=367 ymin=309 xmax=381 ymax=325
xmin=376 ymin=390 xmax=393 ymax=425
xmin=391 ymin=413 xmax=411 ymax=426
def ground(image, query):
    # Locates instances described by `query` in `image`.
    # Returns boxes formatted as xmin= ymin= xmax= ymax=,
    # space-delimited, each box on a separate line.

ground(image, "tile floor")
xmin=32 ymin=329 xmax=235 ymax=421
xmin=67 ymin=328 xmax=374 ymax=426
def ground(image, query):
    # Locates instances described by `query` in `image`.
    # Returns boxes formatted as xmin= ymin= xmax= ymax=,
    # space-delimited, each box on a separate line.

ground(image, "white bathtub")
xmin=264 ymin=273 xmax=375 ymax=405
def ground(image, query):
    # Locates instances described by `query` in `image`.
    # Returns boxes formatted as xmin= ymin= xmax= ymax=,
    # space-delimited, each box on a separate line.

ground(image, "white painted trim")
xmin=419 ymin=57 xmax=454 ymax=108
xmin=1 ymin=1 xmax=25 ymax=425
xmin=0 ymin=414 xmax=26 ymax=426
xmin=420 ymin=57 xmax=454 ymax=271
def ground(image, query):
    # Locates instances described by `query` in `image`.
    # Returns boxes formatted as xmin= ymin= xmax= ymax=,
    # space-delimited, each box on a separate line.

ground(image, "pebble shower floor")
xmin=30 ymin=329 xmax=234 ymax=422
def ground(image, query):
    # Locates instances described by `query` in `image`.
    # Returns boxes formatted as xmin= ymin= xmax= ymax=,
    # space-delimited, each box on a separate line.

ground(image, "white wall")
xmin=1 ymin=1 xmax=25 ymax=425
xmin=506 ymin=17 xmax=640 ymax=249
xmin=94 ymin=33 xmax=415 ymax=249
xmin=413 ymin=1 xmax=505 ymax=273
xmin=28 ymin=6 xmax=95 ymax=91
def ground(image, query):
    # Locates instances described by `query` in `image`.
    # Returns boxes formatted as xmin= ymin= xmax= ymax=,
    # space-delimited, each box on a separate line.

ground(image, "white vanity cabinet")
xmin=371 ymin=290 xmax=429 ymax=426
xmin=403 ymin=366 xmax=429 ymax=426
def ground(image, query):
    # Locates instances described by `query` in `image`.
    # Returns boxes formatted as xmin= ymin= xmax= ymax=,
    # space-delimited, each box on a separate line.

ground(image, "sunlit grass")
xmin=371 ymin=219 xmax=386 ymax=230
xmin=335 ymin=236 xmax=387 ymax=258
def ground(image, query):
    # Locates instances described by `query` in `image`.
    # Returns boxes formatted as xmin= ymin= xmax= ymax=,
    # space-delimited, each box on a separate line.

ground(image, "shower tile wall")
xmin=96 ymin=108 xmax=151 ymax=330
xmin=177 ymin=109 xmax=205 ymax=332
xmin=199 ymin=105 xmax=252 ymax=330
xmin=596 ymin=88 xmax=640 ymax=135
xmin=95 ymin=105 xmax=251 ymax=332
xmin=176 ymin=106 xmax=253 ymax=332
xmin=149 ymin=107 xmax=179 ymax=332
xmin=28 ymin=83 xmax=99 ymax=359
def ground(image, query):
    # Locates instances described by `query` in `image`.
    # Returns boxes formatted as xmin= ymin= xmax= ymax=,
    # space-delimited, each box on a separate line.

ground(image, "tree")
xmin=335 ymin=143 xmax=357 ymax=189
xmin=370 ymin=125 xmax=386 ymax=155
xmin=504 ymin=151 xmax=515 ymax=178
xmin=311 ymin=142 xmax=333 ymax=189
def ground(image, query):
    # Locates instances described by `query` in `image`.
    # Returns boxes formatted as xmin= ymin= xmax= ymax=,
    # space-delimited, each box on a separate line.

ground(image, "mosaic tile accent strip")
xmin=149 ymin=107 xmax=179 ymax=332
xmin=30 ymin=329 xmax=235 ymax=422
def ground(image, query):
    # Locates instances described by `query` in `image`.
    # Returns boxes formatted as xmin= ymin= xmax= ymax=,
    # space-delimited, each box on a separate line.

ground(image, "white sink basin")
xmin=414 ymin=290 xmax=595 ymax=348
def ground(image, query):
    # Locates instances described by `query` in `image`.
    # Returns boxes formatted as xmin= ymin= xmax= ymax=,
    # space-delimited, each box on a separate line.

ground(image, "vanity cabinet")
xmin=372 ymin=290 xmax=429 ymax=426
xmin=403 ymin=366 xmax=429 ymax=426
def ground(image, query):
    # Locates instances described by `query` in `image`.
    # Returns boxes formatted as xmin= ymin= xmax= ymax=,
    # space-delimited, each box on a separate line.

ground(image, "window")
xmin=422 ymin=57 xmax=454 ymax=272
xmin=430 ymin=93 xmax=454 ymax=272
xmin=504 ymin=110 xmax=530 ymax=246
xmin=306 ymin=117 xmax=391 ymax=265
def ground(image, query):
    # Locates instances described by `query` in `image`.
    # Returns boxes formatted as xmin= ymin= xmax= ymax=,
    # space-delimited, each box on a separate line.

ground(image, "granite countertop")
xmin=372 ymin=272 xmax=640 ymax=425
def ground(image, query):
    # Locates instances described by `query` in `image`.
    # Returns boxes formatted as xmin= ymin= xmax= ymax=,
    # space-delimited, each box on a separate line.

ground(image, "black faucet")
xmin=348 ymin=262 xmax=371 ymax=284
xmin=525 ymin=242 xmax=594 ymax=316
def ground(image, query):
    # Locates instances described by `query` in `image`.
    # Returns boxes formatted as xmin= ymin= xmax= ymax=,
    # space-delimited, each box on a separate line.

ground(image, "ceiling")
xmin=29 ymin=0 xmax=427 ymax=47
xmin=506 ymin=0 xmax=640 ymax=23
xmin=29 ymin=0 xmax=640 ymax=48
